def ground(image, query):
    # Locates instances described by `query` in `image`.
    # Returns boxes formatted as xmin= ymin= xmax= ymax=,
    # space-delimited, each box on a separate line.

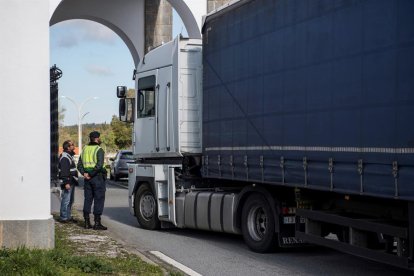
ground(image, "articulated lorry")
xmin=117 ymin=0 xmax=414 ymax=268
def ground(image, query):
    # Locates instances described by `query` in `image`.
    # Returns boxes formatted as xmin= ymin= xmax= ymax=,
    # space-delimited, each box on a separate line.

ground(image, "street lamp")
xmin=61 ymin=96 xmax=99 ymax=155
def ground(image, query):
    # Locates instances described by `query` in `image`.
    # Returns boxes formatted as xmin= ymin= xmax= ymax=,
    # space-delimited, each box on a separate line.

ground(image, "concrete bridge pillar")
xmin=145 ymin=0 xmax=172 ymax=53
xmin=207 ymin=0 xmax=232 ymax=13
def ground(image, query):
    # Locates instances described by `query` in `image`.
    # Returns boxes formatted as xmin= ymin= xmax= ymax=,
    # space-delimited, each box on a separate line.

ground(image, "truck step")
xmin=158 ymin=215 xmax=169 ymax=221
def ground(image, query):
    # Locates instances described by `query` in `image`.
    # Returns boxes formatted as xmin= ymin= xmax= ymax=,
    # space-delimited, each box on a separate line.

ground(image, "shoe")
xmin=93 ymin=215 xmax=108 ymax=230
xmin=93 ymin=223 xmax=108 ymax=230
xmin=69 ymin=217 xmax=77 ymax=223
xmin=59 ymin=218 xmax=69 ymax=223
xmin=84 ymin=218 xmax=92 ymax=229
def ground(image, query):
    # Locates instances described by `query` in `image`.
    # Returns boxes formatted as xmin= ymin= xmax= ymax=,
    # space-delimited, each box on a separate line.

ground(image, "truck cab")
xmin=118 ymin=36 xmax=203 ymax=160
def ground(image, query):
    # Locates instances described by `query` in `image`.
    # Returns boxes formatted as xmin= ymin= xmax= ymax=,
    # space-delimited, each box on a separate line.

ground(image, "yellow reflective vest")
xmin=81 ymin=145 xmax=101 ymax=170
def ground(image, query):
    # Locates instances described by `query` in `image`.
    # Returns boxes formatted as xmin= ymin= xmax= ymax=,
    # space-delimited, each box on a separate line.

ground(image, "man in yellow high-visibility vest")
xmin=77 ymin=131 xmax=108 ymax=230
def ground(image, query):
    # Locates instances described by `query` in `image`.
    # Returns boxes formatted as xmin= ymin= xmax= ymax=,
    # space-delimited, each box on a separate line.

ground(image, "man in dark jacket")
xmin=77 ymin=131 xmax=108 ymax=230
xmin=59 ymin=140 xmax=77 ymax=222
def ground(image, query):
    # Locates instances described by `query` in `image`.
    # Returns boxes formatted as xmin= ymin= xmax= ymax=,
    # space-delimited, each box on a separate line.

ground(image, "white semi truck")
xmin=117 ymin=0 xmax=414 ymax=268
xmin=118 ymin=35 xmax=300 ymax=250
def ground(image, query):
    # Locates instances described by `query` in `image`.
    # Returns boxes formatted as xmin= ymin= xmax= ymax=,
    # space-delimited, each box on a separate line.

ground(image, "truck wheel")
xmin=134 ymin=183 xmax=160 ymax=230
xmin=242 ymin=194 xmax=277 ymax=253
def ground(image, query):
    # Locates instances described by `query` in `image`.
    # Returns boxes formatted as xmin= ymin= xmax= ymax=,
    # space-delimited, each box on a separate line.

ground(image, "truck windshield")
xmin=137 ymin=75 xmax=156 ymax=118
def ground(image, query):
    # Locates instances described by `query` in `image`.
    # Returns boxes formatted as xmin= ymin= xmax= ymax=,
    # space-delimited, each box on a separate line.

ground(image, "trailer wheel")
xmin=242 ymin=194 xmax=277 ymax=253
xmin=134 ymin=183 xmax=160 ymax=230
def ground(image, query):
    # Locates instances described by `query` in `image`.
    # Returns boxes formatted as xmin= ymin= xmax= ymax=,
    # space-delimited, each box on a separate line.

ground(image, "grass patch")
xmin=0 ymin=216 xmax=164 ymax=275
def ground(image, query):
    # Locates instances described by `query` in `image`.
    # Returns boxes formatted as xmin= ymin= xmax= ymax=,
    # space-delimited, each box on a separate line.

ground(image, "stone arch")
xmin=53 ymin=16 xmax=136 ymax=65
xmin=50 ymin=0 xmax=205 ymax=66
xmin=167 ymin=0 xmax=204 ymax=39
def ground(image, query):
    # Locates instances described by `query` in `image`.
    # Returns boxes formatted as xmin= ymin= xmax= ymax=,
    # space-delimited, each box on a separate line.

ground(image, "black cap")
xmin=89 ymin=131 xmax=100 ymax=139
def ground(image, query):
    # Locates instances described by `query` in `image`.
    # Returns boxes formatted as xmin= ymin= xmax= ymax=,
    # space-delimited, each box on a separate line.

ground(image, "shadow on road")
xmin=106 ymin=180 xmax=128 ymax=189
xmin=103 ymin=206 xmax=137 ymax=227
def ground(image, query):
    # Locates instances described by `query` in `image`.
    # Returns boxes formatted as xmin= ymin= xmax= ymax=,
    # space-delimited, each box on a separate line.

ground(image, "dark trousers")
xmin=83 ymin=174 xmax=106 ymax=217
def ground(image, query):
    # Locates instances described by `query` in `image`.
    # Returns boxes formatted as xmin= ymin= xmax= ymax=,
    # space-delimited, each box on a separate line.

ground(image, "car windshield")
xmin=120 ymin=152 xmax=134 ymax=160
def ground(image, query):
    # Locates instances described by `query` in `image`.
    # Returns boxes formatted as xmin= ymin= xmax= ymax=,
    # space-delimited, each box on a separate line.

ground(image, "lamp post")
xmin=61 ymin=96 xmax=99 ymax=155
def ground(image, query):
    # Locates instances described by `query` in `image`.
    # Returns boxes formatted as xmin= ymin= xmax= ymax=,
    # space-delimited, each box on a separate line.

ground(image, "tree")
xmin=127 ymin=88 xmax=135 ymax=98
xmin=58 ymin=90 xmax=134 ymax=153
xmin=110 ymin=115 xmax=133 ymax=149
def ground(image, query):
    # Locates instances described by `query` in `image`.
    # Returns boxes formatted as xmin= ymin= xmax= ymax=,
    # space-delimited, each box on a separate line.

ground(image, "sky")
xmin=50 ymin=10 xmax=188 ymax=126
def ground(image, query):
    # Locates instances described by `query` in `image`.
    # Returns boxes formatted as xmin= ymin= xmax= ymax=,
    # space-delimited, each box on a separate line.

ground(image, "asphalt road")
xmin=54 ymin=180 xmax=411 ymax=276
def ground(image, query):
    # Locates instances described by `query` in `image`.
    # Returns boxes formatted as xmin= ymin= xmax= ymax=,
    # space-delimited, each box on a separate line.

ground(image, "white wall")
xmin=0 ymin=0 xmax=206 ymax=220
xmin=0 ymin=0 xmax=51 ymax=220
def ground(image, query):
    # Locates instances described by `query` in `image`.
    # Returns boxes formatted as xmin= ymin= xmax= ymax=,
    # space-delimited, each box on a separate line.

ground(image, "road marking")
xmin=149 ymin=251 xmax=202 ymax=276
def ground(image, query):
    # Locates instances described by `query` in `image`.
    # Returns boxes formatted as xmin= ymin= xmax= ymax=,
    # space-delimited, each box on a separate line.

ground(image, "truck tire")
xmin=241 ymin=194 xmax=277 ymax=253
xmin=134 ymin=183 xmax=160 ymax=230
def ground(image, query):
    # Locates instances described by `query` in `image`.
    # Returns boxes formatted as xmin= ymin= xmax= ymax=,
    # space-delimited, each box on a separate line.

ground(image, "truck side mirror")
xmin=119 ymin=98 xmax=135 ymax=123
xmin=119 ymin=99 xmax=126 ymax=119
xmin=117 ymin=86 xmax=127 ymax=98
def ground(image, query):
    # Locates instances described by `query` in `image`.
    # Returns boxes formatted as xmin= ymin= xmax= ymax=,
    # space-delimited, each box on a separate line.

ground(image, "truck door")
xmin=135 ymin=72 xmax=157 ymax=156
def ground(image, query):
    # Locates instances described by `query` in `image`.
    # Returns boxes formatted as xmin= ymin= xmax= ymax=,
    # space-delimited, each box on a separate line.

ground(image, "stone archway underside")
xmin=50 ymin=0 xmax=205 ymax=67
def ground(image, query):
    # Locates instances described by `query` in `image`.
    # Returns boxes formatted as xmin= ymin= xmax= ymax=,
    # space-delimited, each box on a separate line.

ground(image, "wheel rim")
xmin=139 ymin=192 xmax=156 ymax=221
xmin=246 ymin=205 xmax=268 ymax=241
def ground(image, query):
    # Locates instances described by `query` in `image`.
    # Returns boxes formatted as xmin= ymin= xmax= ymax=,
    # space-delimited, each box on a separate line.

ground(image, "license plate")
xmin=283 ymin=216 xmax=305 ymax=224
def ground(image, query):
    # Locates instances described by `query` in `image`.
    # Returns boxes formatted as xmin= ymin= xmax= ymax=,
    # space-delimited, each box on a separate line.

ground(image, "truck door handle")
xmin=166 ymin=82 xmax=171 ymax=151
xmin=155 ymin=84 xmax=160 ymax=152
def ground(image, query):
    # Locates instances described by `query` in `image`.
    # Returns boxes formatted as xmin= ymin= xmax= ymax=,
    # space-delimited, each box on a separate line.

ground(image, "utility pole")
xmin=61 ymin=96 xmax=98 ymax=155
